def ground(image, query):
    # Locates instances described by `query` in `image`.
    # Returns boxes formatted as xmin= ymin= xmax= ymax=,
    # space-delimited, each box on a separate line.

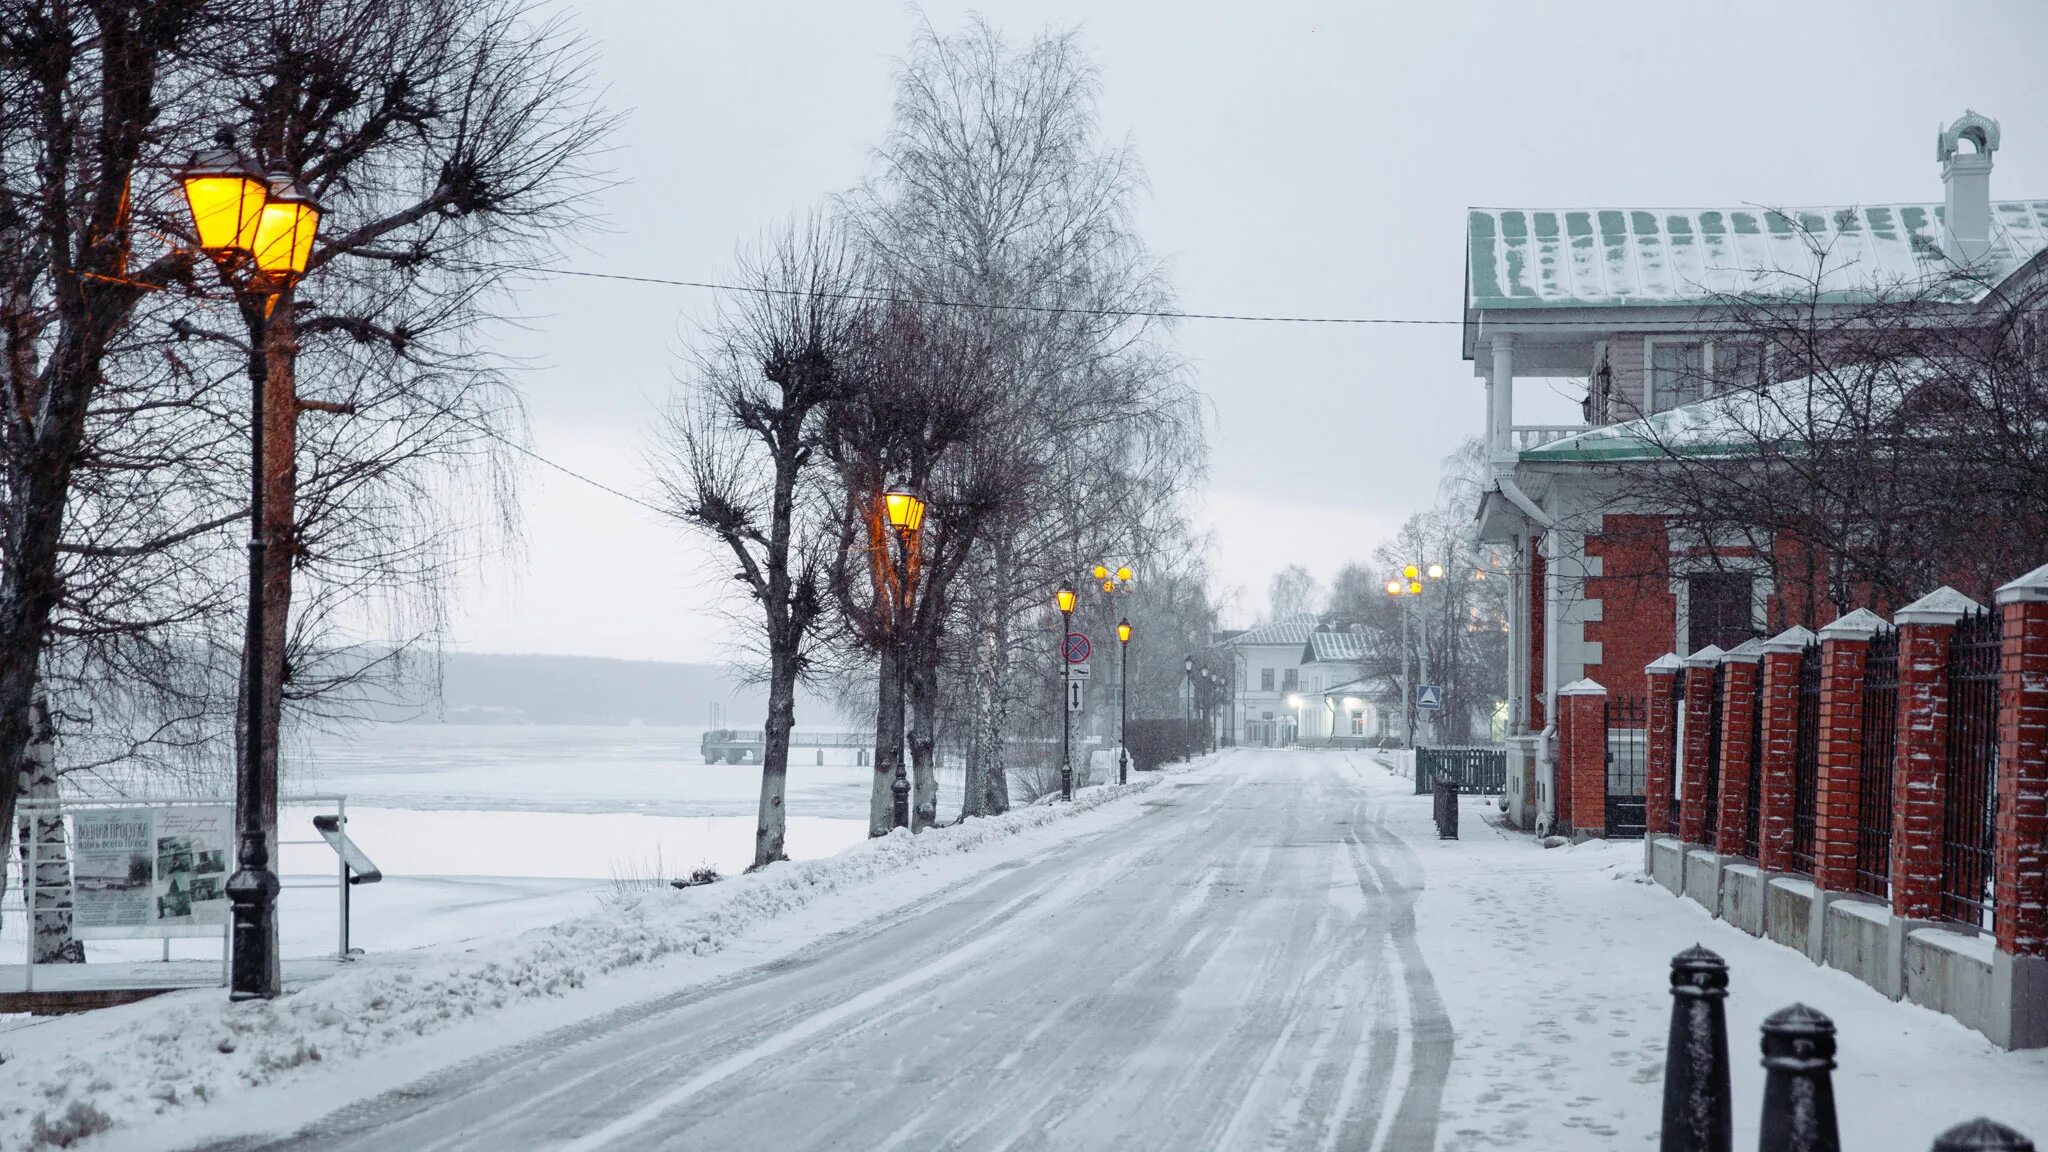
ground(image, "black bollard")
xmin=1757 ymin=1003 xmax=1838 ymax=1152
xmin=1661 ymin=945 xmax=1732 ymax=1152
xmin=1933 ymin=1119 xmax=2036 ymax=1152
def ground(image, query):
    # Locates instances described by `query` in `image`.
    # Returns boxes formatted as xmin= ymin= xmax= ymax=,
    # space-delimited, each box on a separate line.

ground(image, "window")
xmin=1712 ymin=343 xmax=1764 ymax=394
xmin=1260 ymin=668 xmax=1275 ymax=692
xmin=1350 ymin=711 xmax=1365 ymax=736
xmin=1282 ymin=668 xmax=1299 ymax=692
xmin=1687 ymin=571 xmax=1756 ymax=653
xmin=1650 ymin=341 xmax=1705 ymax=411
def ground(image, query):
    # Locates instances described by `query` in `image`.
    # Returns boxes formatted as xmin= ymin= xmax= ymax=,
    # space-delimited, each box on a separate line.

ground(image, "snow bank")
xmin=0 ymin=770 xmax=1175 ymax=1151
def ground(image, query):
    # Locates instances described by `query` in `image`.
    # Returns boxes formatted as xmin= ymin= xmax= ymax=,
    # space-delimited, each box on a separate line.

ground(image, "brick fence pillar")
xmin=1813 ymin=609 xmax=1885 ymax=893
xmin=1715 ymin=641 xmax=1763 ymax=857
xmin=1993 ymin=565 xmax=2048 ymax=1050
xmin=1680 ymin=646 xmax=1726 ymax=847
xmin=1994 ymin=568 xmax=2048 ymax=958
xmin=1890 ymin=591 xmax=1981 ymax=920
xmin=1559 ymin=679 xmax=1608 ymax=839
xmin=1645 ymin=655 xmax=1681 ymax=837
xmin=1758 ymin=626 xmax=1816 ymax=872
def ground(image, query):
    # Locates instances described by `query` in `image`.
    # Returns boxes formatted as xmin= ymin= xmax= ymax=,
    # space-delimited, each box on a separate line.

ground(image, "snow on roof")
xmin=1301 ymin=630 xmax=1371 ymax=664
xmin=1226 ymin=614 xmax=1320 ymax=648
xmin=1466 ymin=202 xmax=2048 ymax=311
xmin=1518 ymin=366 xmax=1924 ymax=463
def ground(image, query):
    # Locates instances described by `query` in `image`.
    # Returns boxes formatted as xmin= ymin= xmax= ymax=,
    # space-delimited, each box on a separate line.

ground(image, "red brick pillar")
xmin=1757 ymin=627 xmax=1815 ymax=872
xmin=1812 ymin=609 xmax=1885 ymax=893
xmin=1994 ymin=568 xmax=2048 ymax=958
xmin=1559 ymin=679 xmax=1608 ymax=838
xmin=1645 ymin=655 xmax=1681 ymax=837
xmin=1680 ymin=646 xmax=1725 ymax=847
xmin=1715 ymin=643 xmax=1762 ymax=857
xmin=1890 ymin=591 xmax=1980 ymax=920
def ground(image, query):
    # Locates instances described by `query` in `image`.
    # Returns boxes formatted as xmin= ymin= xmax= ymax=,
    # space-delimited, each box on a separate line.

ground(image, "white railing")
xmin=1510 ymin=425 xmax=1586 ymax=452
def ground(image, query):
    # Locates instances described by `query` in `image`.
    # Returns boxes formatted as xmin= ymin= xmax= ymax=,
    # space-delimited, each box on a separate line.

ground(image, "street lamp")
xmin=1116 ymin=618 xmax=1131 ymax=784
xmin=1057 ymin=582 xmax=1076 ymax=801
xmin=1386 ymin=562 xmax=1442 ymax=749
xmin=883 ymin=482 xmax=925 ymax=830
xmin=176 ymin=136 xmax=323 ymax=1002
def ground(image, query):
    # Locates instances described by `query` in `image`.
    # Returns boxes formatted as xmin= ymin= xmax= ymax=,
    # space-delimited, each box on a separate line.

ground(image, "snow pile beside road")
xmin=0 ymin=771 xmax=1172 ymax=1151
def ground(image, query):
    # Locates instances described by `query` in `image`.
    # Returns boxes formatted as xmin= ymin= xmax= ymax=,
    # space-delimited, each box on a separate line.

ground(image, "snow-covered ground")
xmin=1394 ymin=781 xmax=2048 ymax=1151
xmin=5 ymin=747 xmax=2044 ymax=1151
xmin=0 ymin=756 xmax=1178 ymax=1151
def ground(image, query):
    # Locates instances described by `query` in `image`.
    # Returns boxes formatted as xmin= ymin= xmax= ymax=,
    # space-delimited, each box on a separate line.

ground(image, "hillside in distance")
xmin=386 ymin=652 xmax=844 ymax=728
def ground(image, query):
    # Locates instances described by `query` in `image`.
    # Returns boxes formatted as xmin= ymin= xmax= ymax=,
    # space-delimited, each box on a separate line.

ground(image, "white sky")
xmin=443 ymin=0 xmax=2048 ymax=661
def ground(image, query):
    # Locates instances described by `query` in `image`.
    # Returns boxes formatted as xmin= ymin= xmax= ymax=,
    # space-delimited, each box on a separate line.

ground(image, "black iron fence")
xmin=1742 ymin=671 xmax=1763 ymax=859
xmin=1699 ymin=665 xmax=1725 ymax=844
xmin=1854 ymin=627 xmax=1900 ymax=899
xmin=1941 ymin=609 xmax=2001 ymax=930
xmin=1669 ymin=674 xmax=1686 ymax=831
xmin=1655 ymin=945 xmax=2031 ymax=1152
xmin=1413 ymin=746 xmax=1506 ymax=795
xmin=1607 ymin=696 xmax=1649 ymax=839
xmin=1790 ymin=641 xmax=1822 ymax=875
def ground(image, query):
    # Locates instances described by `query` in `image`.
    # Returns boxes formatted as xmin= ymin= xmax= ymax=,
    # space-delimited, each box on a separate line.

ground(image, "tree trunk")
xmin=756 ymin=650 xmax=796 ymax=867
xmin=981 ymin=610 xmax=1013 ymax=816
xmin=908 ymin=657 xmax=939 ymax=829
xmin=869 ymin=645 xmax=903 ymax=835
xmin=962 ymin=618 xmax=998 ymax=819
xmin=13 ymin=694 xmax=83 ymax=962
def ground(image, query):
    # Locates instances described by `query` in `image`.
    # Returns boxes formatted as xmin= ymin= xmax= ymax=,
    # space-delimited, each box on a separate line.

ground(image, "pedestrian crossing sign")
xmin=1416 ymin=684 xmax=1444 ymax=711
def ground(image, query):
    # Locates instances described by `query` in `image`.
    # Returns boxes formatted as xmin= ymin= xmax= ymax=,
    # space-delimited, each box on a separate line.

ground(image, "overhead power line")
xmin=485 ymin=262 xmax=1515 ymax=326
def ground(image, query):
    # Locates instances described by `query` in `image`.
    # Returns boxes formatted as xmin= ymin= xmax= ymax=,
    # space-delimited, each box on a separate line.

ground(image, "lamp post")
xmin=177 ymin=136 xmax=322 ymax=1001
xmin=1386 ymin=562 xmax=1446 ymax=748
xmin=883 ymin=483 xmax=926 ymax=831
xmin=1116 ymin=618 xmax=1131 ymax=784
xmin=1057 ymin=583 xmax=1077 ymax=801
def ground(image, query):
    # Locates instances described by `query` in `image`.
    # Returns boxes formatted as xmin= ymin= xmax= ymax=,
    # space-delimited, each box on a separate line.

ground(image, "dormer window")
xmin=1647 ymin=339 xmax=1768 ymax=412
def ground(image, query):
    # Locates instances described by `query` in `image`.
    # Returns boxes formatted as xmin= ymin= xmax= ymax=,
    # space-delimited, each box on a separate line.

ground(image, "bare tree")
xmin=653 ymin=219 xmax=865 ymax=868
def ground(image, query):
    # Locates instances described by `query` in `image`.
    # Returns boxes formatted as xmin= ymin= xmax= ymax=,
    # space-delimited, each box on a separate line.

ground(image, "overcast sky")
xmin=443 ymin=0 xmax=2048 ymax=663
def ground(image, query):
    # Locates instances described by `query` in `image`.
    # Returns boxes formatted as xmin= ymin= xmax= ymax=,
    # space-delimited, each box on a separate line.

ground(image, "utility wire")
xmin=485 ymin=262 xmax=1623 ymax=327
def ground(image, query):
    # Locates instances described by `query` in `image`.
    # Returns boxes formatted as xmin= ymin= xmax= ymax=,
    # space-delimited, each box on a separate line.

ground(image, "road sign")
xmin=1068 ymin=662 xmax=1091 ymax=680
xmin=1068 ymin=679 xmax=1084 ymax=711
xmin=1416 ymin=684 xmax=1444 ymax=711
xmin=1063 ymin=632 xmax=1091 ymax=663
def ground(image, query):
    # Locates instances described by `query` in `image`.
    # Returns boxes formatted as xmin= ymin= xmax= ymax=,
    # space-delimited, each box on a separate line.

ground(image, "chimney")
xmin=1937 ymin=110 xmax=2000 ymax=265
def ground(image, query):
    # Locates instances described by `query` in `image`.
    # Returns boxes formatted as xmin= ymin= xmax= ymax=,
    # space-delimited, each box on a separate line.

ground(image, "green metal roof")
xmin=1466 ymin=202 xmax=2048 ymax=311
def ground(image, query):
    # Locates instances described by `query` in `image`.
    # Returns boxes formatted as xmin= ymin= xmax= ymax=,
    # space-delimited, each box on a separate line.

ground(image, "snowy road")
xmin=191 ymin=752 xmax=1450 ymax=1151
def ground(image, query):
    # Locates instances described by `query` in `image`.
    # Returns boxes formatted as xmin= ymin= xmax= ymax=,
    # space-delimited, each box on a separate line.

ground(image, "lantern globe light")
xmin=178 ymin=140 xmax=268 ymax=255
xmin=1427 ymin=563 xmax=1445 ymax=579
xmin=1116 ymin=566 xmax=1132 ymax=582
xmin=250 ymin=172 xmax=322 ymax=281
xmin=1385 ymin=579 xmax=1402 ymax=596
xmin=882 ymin=485 xmax=926 ymax=532
xmin=1408 ymin=580 xmax=1423 ymax=595
xmin=1117 ymin=619 xmax=1132 ymax=644
xmin=1402 ymin=564 xmax=1419 ymax=580
xmin=1056 ymin=584 xmax=1077 ymax=614
xmin=1093 ymin=564 xmax=1109 ymax=580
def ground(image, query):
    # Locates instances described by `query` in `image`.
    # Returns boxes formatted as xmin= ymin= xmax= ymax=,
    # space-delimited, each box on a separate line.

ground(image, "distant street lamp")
xmin=1386 ymin=562 xmax=1443 ymax=748
xmin=177 ymin=136 xmax=323 ymax=1001
xmin=1116 ymin=618 xmax=1132 ymax=784
xmin=884 ymin=482 xmax=926 ymax=830
xmin=1057 ymin=582 xmax=1077 ymax=801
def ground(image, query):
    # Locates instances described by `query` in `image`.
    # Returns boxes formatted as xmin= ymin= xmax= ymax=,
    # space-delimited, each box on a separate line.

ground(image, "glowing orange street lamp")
xmin=882 ymin=483 xmax=926 ymax=831
xmin=174 ymin=138 xmax=325 ymax=1004
xmin=883 ymin=485 xmax=927 ymax=533
xmin=1116 ymin=617 xmax=1132 ymax=783
xmin=1057 ymin=582 xmax=1077 ymax=800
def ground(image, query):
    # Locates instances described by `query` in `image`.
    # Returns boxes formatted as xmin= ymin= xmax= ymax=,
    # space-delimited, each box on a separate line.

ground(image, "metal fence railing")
xmin=1606 ymin=697 xmax=1648 ymax=839
xmin=1699 ymin=665 xmax=1725 ymax=844
xmin=1669 ymin=675 xmax=1686 ymax=832
xmin=1742 ymin=669 xmax=1764 ymax=860
xmin=1854 ymin=627 xmax=1900 ymax=899
xmin=1789 ymin=641 xmax=1822 ymax=875
xmin=1413 ymin=746 xmax=1507 ymax=795
xmin=1941 ymin=609 xmax=2001 ymax=930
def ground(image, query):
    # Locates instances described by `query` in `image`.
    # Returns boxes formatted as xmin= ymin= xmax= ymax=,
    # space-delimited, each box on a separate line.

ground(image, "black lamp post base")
xmin=226 ymin=865 xmax=280 ymax=1000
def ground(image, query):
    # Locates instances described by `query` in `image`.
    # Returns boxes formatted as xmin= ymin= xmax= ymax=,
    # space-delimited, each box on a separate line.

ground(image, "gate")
xmin=1605 ymin=697 xmax=1648 ymax=838
xmin=1413 ymin=746 xmax=1506 ymax=795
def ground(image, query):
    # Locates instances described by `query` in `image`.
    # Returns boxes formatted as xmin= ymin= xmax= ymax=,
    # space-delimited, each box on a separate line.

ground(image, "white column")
xmin=1489 ymin=334 xmax=1516 ymax=463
